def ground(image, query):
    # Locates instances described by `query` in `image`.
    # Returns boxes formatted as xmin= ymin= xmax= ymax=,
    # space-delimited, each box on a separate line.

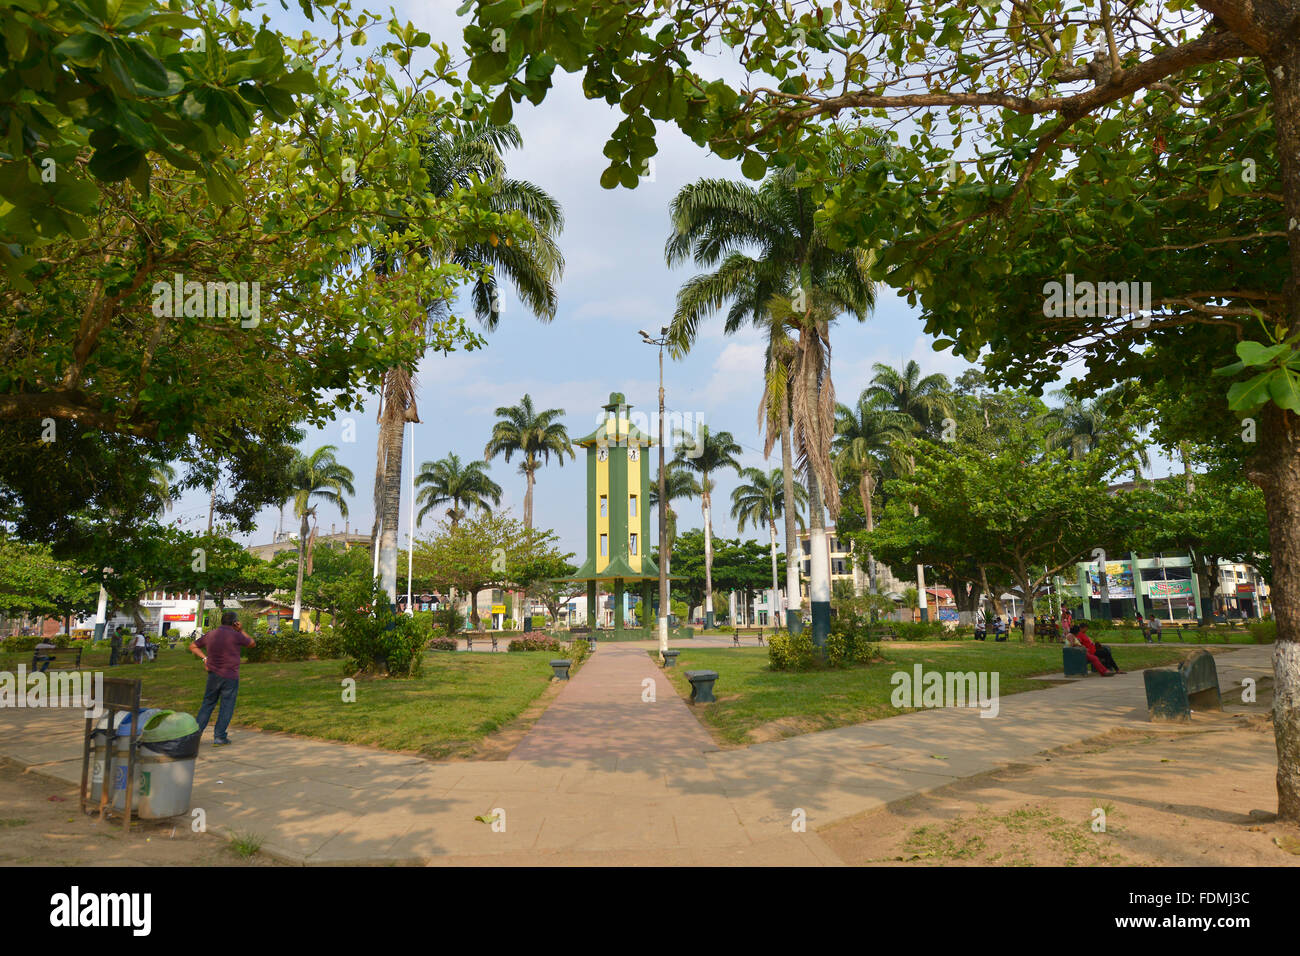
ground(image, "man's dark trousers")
xmin=195 ymin=673 xmax=239 ymax=742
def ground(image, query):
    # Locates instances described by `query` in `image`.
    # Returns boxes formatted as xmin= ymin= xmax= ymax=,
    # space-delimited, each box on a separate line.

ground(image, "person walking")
xmin=189 ymin=611 xmax=255 ymax=746
xmin=109 ymin=628 xmax=123 ymax=666
xmin=1150 ymin=615 xmax=1163 ymax=643
xmin=131 ymin=630 xmax=147 ymax=664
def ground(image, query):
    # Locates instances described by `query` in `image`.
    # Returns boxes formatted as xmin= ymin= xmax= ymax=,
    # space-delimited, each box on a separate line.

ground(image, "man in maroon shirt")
xmin=188 ymin=611 xmax=255 ymax=746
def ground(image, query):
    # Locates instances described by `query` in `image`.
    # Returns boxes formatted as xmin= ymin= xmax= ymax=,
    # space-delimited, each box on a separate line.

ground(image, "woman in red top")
xmin=1070 ymin=623 xmax=1115 ymax=676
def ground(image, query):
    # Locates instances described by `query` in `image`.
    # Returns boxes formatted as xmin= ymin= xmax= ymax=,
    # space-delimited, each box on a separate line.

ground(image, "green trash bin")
xmin=111 ymin=710 xmax=201 ymax=819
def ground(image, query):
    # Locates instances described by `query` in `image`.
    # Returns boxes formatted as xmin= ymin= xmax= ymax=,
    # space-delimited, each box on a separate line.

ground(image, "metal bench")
xmin=732 ymin=626 xmax=765 ymax=646
xmin=1143 ymin=651 xmax=1221 ymax=721
xmin=466 ymin=632 xmax=499 ymax=652
xmin=31 ymin=646 xmax=83 ymax=671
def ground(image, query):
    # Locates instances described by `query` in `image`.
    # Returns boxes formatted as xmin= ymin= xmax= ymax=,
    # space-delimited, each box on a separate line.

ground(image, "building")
xmin=793 ymin=526 xmax=909 ymax=601
xmin=245 ymin=528 xmax=370 ymax=562
xmin=1058 ymin=552 xmax=1270 ymax=621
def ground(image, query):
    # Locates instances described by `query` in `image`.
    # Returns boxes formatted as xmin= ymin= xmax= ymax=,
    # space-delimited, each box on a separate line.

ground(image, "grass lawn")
xmin=657 ymin=641 xmax=1200 ymax=747
xmin=4 ymin=644 xmax=559 ymax=760
xmin=1079 ymin=627 xmax=1261 ymax=645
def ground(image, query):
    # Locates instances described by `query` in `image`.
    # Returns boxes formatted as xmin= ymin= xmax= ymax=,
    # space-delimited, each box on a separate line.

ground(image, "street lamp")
xmin=640 ymin=326 xmax=671 ymax=660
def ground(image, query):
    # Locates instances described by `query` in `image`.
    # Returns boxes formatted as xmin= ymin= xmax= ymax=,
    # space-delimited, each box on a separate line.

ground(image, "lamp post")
xmin=640 ymin=327 xmax=671 ymax=660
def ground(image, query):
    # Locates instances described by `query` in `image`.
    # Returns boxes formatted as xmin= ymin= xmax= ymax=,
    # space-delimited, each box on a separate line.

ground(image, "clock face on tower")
xmin=629 ymin=445 xmax=639 ymax=461
xmin=597 ymin=446 xmax=608 ymax=461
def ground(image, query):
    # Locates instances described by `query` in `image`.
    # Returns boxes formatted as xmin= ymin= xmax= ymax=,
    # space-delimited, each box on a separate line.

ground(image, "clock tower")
xmin=564 ymin=392 xmax=660 ymax=635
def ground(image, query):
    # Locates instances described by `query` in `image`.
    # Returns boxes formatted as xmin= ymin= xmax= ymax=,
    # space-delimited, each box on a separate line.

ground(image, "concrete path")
xmin=509 ymin=642 xmax=715 ymax=760
xmin=0 ymin=643 xmax=1276 ymax=865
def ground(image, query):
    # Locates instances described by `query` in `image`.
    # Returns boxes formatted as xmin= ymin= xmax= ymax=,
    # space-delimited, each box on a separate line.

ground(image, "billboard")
xmin=1088 ymin=561 xmax=1134 ymax=599
xmin=1148 ymin=580 xmax=1192 ymax=598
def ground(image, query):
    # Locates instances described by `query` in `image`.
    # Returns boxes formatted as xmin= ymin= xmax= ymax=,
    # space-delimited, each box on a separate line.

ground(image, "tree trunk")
xmin=780 ymin=404 xmax=799 ymax=631
xmin=377 ymin=406 xmax=405 ymax=605
xmin=293 ymin=510 xmax=308 ymax=629
xmin=861 ymin=470 xmax=877 ymax=593
xmin=702 ymin=487 xmax=715 ymax=627
xmin=806 ymin=465 xmax=831 ymax=650
xmin=768 ymin=520 xmax=781 ymax=625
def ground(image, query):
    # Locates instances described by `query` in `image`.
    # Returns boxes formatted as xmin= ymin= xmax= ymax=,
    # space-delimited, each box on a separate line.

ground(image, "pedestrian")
xmin=189 ymin=611 xmax=255 ymax=746
xmin=1136 ymin=612 xmax=1151 ymax=643
xmin=109 ymin=628 xmax=123 ymax=666
xmin=994 ymin=614 xmax=1007 ymax=642
xmin=1150 ymin=615 xmax=1163 ymax=643
xmin=974 ymin=606 xmax=986 ymax=641
xmin=132 ymin=630 xmax=146 ymax=664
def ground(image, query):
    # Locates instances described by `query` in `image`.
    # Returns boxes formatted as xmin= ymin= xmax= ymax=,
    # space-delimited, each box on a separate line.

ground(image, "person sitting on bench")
xmin=33 ymin=639 xmax=56 ymax=673
xmin=1069 ymin=623 xmax=1114 ymax=676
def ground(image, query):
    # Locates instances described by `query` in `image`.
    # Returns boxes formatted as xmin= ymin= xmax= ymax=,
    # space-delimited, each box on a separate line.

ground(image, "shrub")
xmin=312 ymin=626 xmax=344 ymax=659
xmin=507 ymin=637 xmax=563 ymax=653
xmin=336 ymin=579 xmax=429 ymax=677
xmin=1250 ymin=619 xmax=1277 ymax=644
xmin=432 ymin=605 xmax=465 ymax=637
xmin=428 ymin=637 xmax=459 ymax=652
xmin=890 ymin=621 xmax=949 ymax=641
xmin=768 ymin=630 xmax=815 ymax=671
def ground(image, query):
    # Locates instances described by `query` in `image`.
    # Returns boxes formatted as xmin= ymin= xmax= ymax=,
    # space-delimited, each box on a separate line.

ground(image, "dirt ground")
xmin=0 ymin=757 xmax=279 ymax=867
xmin=822 ymin=683 xmax=1300 ymax=866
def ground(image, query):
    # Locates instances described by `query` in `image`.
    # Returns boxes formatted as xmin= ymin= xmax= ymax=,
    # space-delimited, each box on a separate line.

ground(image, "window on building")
xmin=630 ymin=533 xmax=638 ymax=555
xmin=600 ymin=495 xmax=607 ymax=517
xmin=629 ymin=495 xmax=637 ymax=517
xmin=600 ymin=534 xmax=608 ymax=556
xmin=801 ymin=539 xmax=811 ymax=555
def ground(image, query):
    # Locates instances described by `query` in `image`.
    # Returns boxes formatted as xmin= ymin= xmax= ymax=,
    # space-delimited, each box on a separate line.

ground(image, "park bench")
xmin=31 ymin=646 xmax=83 ymax=671
xmin=466 ymin=632 xmax=499 ymax=652
xmin=1143 ymin=650 xmax=1222 ymax=721
xmin=732 ymin=626 xmax=765 ymax=646
xmin=685 ymin=669 xmax=718 ymax=703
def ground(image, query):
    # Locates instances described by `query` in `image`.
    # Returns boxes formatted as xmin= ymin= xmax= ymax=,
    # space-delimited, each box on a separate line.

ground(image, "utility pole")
xmin=641 ymin=327 xmax=671 ymax=660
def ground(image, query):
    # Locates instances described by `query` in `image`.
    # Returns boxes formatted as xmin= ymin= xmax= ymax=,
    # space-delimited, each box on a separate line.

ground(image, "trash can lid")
xmin=115 ymin=708 xmax=170 ymax=737
xmin=142 ymin=711 xmax=199 ymax=743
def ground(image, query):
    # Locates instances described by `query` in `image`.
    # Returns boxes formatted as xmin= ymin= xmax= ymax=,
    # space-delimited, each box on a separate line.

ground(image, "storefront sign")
xmin=1148 ymin=580 xmax=1193 ymax=598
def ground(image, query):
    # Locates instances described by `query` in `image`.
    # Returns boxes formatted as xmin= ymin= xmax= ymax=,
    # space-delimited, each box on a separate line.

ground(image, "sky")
xmin=166 ymin=2 xmax=1105 ymax=561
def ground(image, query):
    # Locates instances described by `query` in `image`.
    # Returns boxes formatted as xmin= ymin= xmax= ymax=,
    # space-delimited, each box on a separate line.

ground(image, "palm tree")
xmin=483 ymin=394 xmax=574 ymax=530
xmin=1042 ymin=386 xmax=1151 ymax=480
xmin=368 ymin=120 xmax=564 ymax=605
xmin=415 ymin=453 xmax=502 ymax=529
xmin=673 ymin=425 xmax=742 ymax=627
xmin=648 ymin=462 xmax=700 ymax=581
xmin=731 ymin=467 xmax=807 ymax=624
xmin=866 ymin=360 xmax=955 ymax=620
xmin=833 ymin=393 xmax=912 ymax=595
xmin=149 ymin=462 xmax=176 ymax=517
xmin=288 ymin=446 xmax=355 ymax=631
xmin=664 ymin=146 xmax=880 ymax=643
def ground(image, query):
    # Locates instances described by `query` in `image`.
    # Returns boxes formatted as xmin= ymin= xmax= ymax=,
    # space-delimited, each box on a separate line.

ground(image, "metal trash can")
xmin=89 ymin=711 xmax=132 ymax=804
xmin=110 ymin=710 xmax=201 ymax=819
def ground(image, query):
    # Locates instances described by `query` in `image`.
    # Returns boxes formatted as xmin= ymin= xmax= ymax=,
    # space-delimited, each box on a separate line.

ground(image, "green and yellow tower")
xmin=563 ymin=392 xmax=661 ymax=636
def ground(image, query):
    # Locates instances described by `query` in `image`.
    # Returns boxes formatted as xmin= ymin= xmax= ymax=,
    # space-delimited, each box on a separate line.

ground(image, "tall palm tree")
xmin=664 ymin=147 xmax=880 ymax=643
xmin=1042 ymin=386 xmax=1151 ymax=481
xmin=834 ymin=393 xmax=911 ymax=595
xmin=731 ymin=467 xmax=807 ymax=624
xmin=149 ymin=462 xmax=176 ymax=517
xmin=415 ymin=453 xmax=502 ymax=529
xmin=648 ymin=462 xmax=700 ymax=581
xmin=673 ymin=425 xmax=742 ymax=627
xmin=289 ymin=446 xmax=355 ymax=631
xmin=483 ymin=394 xmax=574 ymax=530
xmin=866 ymin=360 xmax=955 ymax=620
xmin=368 ymin=120 xmax=564 ymax=605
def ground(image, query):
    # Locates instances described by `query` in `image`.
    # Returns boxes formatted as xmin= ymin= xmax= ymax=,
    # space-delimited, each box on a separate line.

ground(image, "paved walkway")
xmin=0 ymin=643 xmax=1276 ymax=865
xmin=510 ymin=642 xmax=715 ymax=760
